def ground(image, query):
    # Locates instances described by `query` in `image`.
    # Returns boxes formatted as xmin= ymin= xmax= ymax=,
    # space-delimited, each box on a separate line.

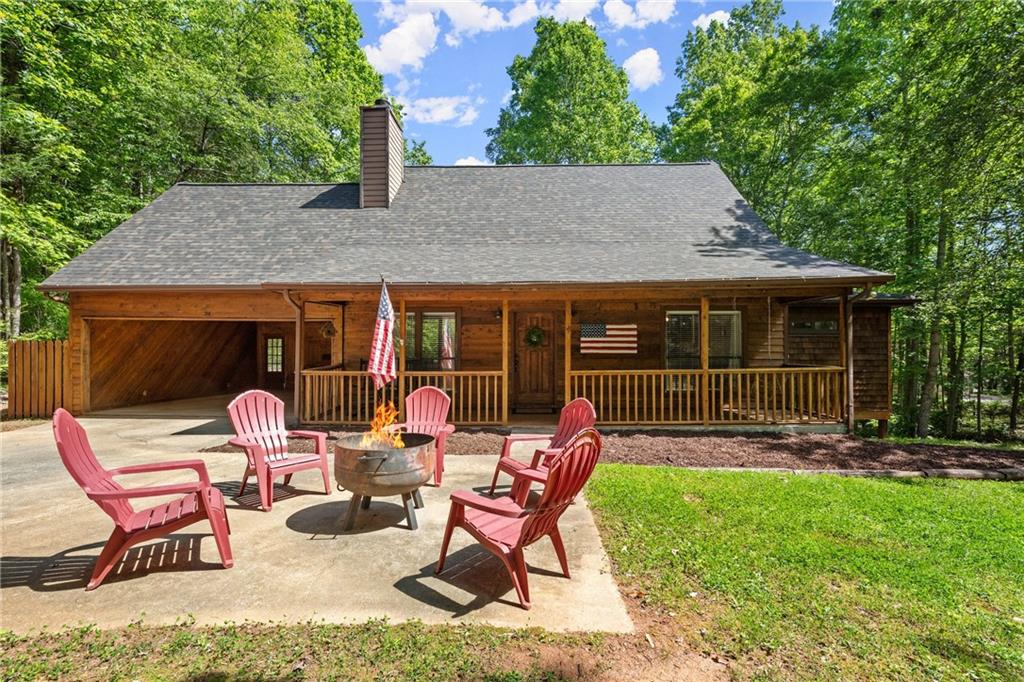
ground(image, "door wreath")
xmin=524 ymin=324 xmax=545 ymax=347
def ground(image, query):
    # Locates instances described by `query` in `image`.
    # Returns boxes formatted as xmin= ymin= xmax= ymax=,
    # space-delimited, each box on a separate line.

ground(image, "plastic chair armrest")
xmin=449 ymin=490 xmax=526 ymax=518
xmin=88 ymin=482 xmax=204 ymax=500
xmin=110 ymin=459 xmax=211 ymax=486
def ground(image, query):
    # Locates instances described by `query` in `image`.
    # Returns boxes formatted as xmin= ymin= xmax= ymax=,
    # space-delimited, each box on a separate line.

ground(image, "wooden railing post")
xmin=398 ymin=297 xmax=407 ymax=418
xmin=844 ymin=290 xmax=855 ymax=432
xmin=700 ymin=296 xmax=710 ymax=425
xmin=501 ymin=299 xmax=509 ymax=424
xmin=564 ymin=299 xmax=572 ymax=407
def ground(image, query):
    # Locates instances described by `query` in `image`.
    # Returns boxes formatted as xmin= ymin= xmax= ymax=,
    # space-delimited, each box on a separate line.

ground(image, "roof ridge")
xmin=175 ymin=182 xmax=355 ymax=187
xmin=410 ymin=162 xmax=714 ymax=169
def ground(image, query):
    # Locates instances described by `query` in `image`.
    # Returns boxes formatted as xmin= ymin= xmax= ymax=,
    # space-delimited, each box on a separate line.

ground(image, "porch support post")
xmin=700 ymin=295 xmax=710 ymax=425
xmin=398 ymin=297 xmax=407 ymax=415
xmin=564 ymin=299 xmax=572 ymax=406
xmin=283 ymin=290 xmax=304 ymax=425
xmin=838 ymin=290 xmax=848 ymax=425
xmin=501 ymin=299 xmax=510 ymax=424
xmin=844 ymin=289 xmax=855 ymax=432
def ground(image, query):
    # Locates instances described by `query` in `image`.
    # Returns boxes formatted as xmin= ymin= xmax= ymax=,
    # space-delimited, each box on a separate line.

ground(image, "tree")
xmin=0 ymin=0 xmax=385 ymax=340
xmin=486 ymin=17 xmax=656 ymax=164
xmin=404 ymin=140 xmax=433 ymax=166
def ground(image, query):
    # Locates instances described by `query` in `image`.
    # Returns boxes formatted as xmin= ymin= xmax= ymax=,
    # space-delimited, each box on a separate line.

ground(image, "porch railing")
xmin=300 ymin=369 xmax=504 ymax=425
xmin=569 ymin=367 xmax=844 ymax=425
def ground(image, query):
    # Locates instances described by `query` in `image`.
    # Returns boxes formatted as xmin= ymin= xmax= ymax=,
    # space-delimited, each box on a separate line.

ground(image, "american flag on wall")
xmin=367 ymin=281 xmax=396 ymax=389
xmin=580 ymin=323 xmax=638 ymax=354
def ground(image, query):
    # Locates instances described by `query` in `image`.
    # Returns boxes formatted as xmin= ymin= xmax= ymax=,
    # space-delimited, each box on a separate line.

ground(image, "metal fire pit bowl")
xmin=334 ymin=432 xmax=435 ymax=531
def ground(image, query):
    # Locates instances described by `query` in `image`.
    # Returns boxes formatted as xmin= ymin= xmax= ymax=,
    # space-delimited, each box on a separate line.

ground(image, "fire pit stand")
xmin=334 ymin=433 xmax=436 ymax=531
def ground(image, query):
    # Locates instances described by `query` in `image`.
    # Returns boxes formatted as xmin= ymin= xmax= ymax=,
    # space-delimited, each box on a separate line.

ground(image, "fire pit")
xmin=334 ymin=432 xmax=435 ymax=530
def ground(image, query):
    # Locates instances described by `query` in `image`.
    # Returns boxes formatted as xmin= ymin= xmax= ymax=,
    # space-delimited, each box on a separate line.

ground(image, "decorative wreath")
xmin=524 ymin=325 xmax=545 ymax=347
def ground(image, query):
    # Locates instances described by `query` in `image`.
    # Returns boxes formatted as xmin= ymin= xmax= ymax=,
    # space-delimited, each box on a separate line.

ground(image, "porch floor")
xmin=0 ymin=402 xmax=632 ymax=633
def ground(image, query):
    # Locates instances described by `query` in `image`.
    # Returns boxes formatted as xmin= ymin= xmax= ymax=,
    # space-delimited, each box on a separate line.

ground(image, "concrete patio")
xmin=0 ymin=396 xmax=632 ymax=634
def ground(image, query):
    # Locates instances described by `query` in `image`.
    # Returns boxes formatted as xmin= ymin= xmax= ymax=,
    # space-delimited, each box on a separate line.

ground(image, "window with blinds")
xmin=665 ymin=311 xmax=742 ymax=369
xmin=402 ymin=312 xmax=457 ymax=370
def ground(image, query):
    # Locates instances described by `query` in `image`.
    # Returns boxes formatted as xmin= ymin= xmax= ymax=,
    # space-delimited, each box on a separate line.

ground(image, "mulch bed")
xmin=202 ymin=429 xmax=1023 ymax=472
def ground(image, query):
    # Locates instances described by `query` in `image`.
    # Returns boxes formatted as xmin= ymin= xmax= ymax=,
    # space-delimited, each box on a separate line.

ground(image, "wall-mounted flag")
xmin=580 ymin=323 xmax=638 ymax=354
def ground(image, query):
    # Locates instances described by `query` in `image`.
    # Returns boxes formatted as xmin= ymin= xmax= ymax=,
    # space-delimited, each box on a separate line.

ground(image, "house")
xmin=41 ymin=100 xmax=903 ymax=431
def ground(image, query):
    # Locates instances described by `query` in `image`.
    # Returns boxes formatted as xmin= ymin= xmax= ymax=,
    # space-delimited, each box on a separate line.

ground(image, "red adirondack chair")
xmin=388 ymin=386 xmax=455 ymax=485
xmin=436 ymin=428 xmax=602 ymax=610
xmin=227 ymin=390 xmax=330 ymax=511
xmin=51 ymin=408 xmax=233 ymax=590
xmin=488 ymin=397 xmax=596 ymax=498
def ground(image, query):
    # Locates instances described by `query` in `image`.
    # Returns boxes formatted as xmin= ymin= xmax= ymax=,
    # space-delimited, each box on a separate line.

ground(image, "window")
xmin=665 ymin=311 xmax=742 ymax=369
xmin=788 ymin=308 xmax=839 ymax=335
xmin=401 ymin=311 xmax=458 ymax=370
xmin=266 ymin=337 xmax=284 ymax=373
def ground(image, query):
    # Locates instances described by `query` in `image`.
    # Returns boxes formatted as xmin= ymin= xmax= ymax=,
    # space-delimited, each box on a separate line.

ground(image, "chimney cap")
xmin=374 ymin=98 xmax=389 ymax=107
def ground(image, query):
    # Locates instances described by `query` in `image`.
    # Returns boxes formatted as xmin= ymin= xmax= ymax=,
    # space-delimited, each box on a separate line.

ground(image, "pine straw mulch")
xmin=201 ymin=429 xmax=1023 ymax=472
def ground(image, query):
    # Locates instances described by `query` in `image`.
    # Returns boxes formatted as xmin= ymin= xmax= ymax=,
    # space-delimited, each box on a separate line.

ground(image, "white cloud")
xmin=622 ymin=47 xmax=662 ymax=90
xmin=604 ymin=0 xmax=675 ymax=29
xmin=399 ymin=96 xmax=480 ymax=126
xmin=546 ymin=0 xmax=600 ymax=21
xmin=364 ymin=13 xmax=439 ymax=75
xmin=507 ymin=0 xmax=541 ymax=27
xmin=691 ymin=10 xmax=729 ymax=30
xmin=453 ymin=156 xmax=491 ymax=166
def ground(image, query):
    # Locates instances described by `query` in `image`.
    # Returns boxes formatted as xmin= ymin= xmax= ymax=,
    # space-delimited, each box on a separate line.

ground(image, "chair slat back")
xmin=403 ymin=386 xmax=452 ymax=437
xmin=519 ymin=428 xmax=602 ymax=547
xmin=227 ymin=390 xmax=290 ymax=462
xmin=52 ymin=409 xmax=134 ymax=525
xmin=549 ymin=398 xmax=596 ymax=449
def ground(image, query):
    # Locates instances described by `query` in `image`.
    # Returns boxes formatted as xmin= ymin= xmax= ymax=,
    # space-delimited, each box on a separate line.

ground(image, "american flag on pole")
xmin=367 ymin=280 xmax=396 ymax=389
xmin=440 ymin=319 xmax=455 ymax=370
xmin=580 ymin=323 xmax=638 ymax=354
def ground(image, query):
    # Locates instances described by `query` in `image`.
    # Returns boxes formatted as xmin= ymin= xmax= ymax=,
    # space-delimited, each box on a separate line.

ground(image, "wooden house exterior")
xmin=43 ymin=101 xmax=900 ymax=431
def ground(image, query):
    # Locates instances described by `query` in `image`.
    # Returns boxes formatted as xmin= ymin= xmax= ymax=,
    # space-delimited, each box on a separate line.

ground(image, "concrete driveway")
xmin=0 ymin=396 xmax=632 ymax=634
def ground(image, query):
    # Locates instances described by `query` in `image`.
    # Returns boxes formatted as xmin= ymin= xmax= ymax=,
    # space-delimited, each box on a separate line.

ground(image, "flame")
xmin=360 ymin=401 xmax=405 ymax=448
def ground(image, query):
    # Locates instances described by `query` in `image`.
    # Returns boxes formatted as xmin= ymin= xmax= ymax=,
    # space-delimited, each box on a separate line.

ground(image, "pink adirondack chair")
xmin=227 ymin=390 xmax=330 ymax=511
xmin=388 ymin=386 xmax=455 ymax=485
xmin=52 ymin=409 xmax=233 ymax=590
xmin=436 ymin=428 xmax=602 ymax=610
xmin=488 ymin=397 xmax=596 ymax=498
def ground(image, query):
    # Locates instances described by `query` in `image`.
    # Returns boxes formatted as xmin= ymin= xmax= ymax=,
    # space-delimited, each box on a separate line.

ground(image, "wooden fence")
xmin=5 ymin=340 xmax=70 ymax=418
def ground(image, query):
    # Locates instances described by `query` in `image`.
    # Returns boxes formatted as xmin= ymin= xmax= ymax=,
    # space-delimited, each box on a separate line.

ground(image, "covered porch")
xmin=293 ymin=284 xmax=875 ymax=430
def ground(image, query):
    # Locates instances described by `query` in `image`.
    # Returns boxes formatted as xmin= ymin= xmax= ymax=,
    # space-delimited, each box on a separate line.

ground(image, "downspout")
xmin=282 ymin=290 xmax=303 ymax=425
xmin=845 ymin=285 xmax=873 ymax=432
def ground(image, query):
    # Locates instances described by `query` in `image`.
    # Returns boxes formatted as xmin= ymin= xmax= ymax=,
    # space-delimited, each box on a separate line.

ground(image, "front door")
xmin=514 ymin=311 xmax=555 ymax=413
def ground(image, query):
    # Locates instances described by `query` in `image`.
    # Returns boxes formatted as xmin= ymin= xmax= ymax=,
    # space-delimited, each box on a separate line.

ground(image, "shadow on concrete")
xmin=212 ymin=480 xmax=327 ymax=512
xmin=0 ymin=534 xmax=222 ymax=592
xmin=285 ymin=499 xmax=415 ymax=536
xmin=394 ymin=544 xmax=567 ymax=617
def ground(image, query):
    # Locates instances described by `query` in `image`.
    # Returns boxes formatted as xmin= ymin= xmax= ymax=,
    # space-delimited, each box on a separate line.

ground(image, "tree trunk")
xmin=944 ymin=316 xmax=967 ymax=438
xmin=1 ymin=238 xmax=21 ymax=340
xmin=976 ymin=312 xmax=984 ymax=438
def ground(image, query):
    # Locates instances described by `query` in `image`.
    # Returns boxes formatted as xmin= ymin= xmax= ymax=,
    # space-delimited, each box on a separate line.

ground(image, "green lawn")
xmin=587 ymin=465 xmax=1024 ymax=680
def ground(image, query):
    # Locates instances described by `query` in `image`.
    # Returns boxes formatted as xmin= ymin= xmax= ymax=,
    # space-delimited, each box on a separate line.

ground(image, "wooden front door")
xmin=514 ymin=311 xmax=555 ymax=413
xmin=261 ymin=334 xmax=287 ymax=389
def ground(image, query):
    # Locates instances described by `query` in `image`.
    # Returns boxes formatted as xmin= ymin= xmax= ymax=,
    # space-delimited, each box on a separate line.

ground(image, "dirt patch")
xmin=0 ymin=418 xmax=47 ymax=432
xmin=202 ymin=430 xmax=1023 ymax=472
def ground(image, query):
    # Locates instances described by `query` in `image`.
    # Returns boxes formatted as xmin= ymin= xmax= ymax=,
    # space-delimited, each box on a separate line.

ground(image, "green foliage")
xmin=405 ymin=139 xmax=434 ymax=166
xmin=588 ymin=464 xmax=1024 ymax=680
xmin=0 ymin=0 xmax=384 ymax=339
xmin=486 ymin=18 xmax=656 ymax=164
xmin=663 ymin=0 xmax=1024 ymax=437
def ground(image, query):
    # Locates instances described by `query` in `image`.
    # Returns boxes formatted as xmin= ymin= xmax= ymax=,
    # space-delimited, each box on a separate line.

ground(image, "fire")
xmin=360 ymin=401 xmax=405 ymax=448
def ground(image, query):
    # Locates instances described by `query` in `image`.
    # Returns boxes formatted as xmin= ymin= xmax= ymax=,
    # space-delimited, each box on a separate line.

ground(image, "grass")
xmin=0 ymin=619 xmax=604 ymax=681
xmin=869 ymin=434 xmax=1024 ymax=452
xmin=587 ymin=465 xmax=1024 ymax=680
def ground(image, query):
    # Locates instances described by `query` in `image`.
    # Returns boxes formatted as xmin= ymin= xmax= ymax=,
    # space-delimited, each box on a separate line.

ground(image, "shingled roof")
xmin=41 ymin=163 xmax=891 ymax=290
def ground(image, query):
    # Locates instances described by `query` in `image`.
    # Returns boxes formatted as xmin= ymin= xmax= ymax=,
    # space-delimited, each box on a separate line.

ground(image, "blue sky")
xmin=352 ymin=1 xmax=834 ymax=165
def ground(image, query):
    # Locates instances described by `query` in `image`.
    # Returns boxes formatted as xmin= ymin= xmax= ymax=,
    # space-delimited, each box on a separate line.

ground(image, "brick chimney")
xmin=359 ymin=99 xmax=404 ymax=208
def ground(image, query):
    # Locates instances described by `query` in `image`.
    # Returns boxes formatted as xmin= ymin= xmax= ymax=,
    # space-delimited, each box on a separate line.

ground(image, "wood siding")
xmin=88 ymin=320 xmax=258 ymax=410
xmin=785 ymin=303 xmax=892 ymax=418
xmin=359 ymin=104 xmax=403 ymax=208
xmin=6 ymin=339 xmax=69 ymax=418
